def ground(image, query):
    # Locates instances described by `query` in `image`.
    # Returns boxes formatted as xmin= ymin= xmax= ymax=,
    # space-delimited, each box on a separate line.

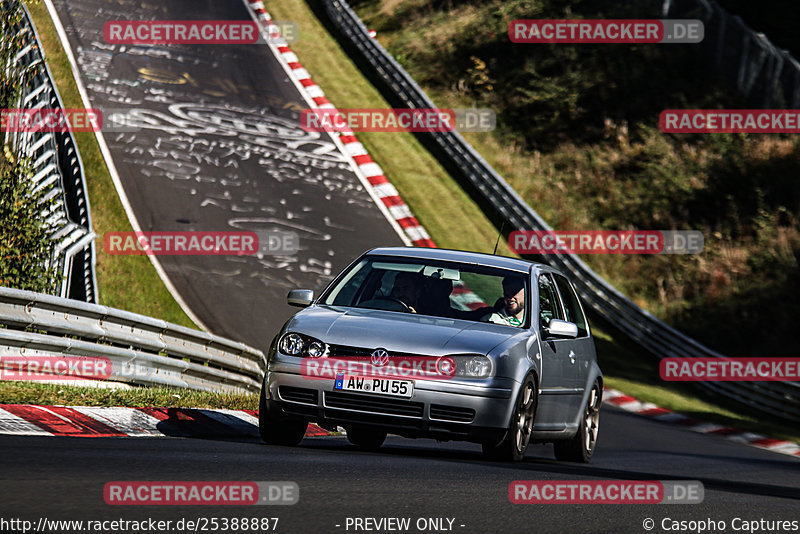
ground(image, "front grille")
xmin=327 ymin=344 xmax=427 ymax=359
xmin=324 ymin=391 xmax=424 ymax=418
xmin=279 ymin=386 xmax=318 ymax=405
xmin=429 ymin=404 xmax=475 ymax=423
xmin=327 ymin=344 xmax=373 ymax=357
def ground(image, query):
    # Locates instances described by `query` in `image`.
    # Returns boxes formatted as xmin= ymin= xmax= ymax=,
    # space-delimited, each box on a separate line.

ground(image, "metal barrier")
xmin=3 ymin=3 xmax=97 ymax=302
xmin=322 ymin=0 xmax=800 ymax=423
xmin=664 ymin=0 xmax=800 ymax=108
xmin=0 ymin=287 xmax=266 ymax=394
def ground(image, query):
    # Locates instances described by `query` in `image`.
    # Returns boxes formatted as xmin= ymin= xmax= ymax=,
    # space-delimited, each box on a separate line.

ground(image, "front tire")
xmin=346 ymin=425 xmax=387 ymax=451
xmin=258 ymin=383 xmax=308 ymax=446
xmin=482 ymin=375 xmax=538 ymax=462
xmin=553 ymin=381 xmax=601 ymax=463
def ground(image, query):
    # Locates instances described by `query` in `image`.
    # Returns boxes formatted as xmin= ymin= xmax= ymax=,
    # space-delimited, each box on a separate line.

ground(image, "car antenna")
xmin=492 ymin=220 xmax=506 ymax=255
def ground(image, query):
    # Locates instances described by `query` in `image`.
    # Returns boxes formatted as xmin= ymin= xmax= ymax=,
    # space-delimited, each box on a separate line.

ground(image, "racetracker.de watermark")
xmin=104 ymin=21 xmax=259 ymax=44
xmin=301 ymin=355 xmax=456 ymax=381
xmin=660 ymin=357 xmax=800 ymax=381
xmin=0 ymin=355 xmax=184 ymax=382
xmin=102 ymin=231 xmax=298 ymax=256
xmin=300 ymin=108 xmax=495 ymax=133
xmin=0 ymin=356 xmax=112 ymax=381
xmin=1 ymin=108 xmax=101 ymax=132
xmin=661 ymin=109 xmax=800 ymax=133
xmin=104 ymin=481 xmax=298 ymax=505
xmin=508 ymin=230 xmax=704 ymax=254
xmin=509 ymin=480 xmax=704 ymax=504
xmin=509 ymin=19 xmax=703 ymax=43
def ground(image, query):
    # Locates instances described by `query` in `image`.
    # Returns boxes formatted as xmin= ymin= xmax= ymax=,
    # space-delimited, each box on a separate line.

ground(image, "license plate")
xmin=334 ymin=374 xmax=413 ymax=398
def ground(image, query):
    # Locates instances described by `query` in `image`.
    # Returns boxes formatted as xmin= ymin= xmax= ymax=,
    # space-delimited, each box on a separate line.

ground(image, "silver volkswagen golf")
xmin=260 ymin=247 xmax=603 ymax=462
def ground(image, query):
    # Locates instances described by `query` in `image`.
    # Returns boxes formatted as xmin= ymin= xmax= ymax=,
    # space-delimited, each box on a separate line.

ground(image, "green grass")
xmin=0 ymin=381 xmax=257 ymax=410
xmin=24 ymin=2 xmax=196 ymax=327
xmin=591 ymin=319 xmax=800 ymax=443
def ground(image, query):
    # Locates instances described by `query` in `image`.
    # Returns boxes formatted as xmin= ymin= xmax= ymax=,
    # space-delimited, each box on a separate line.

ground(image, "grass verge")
xmin=592 ymin=318 xmax=800 ymax=444
xmin=24 ymin=1 xmax=196 ymax=327
xmin=0 ymin=382 xmax=257 ymax=410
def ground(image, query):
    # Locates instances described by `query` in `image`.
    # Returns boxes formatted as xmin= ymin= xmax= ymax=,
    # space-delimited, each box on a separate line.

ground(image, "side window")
xmin=538 ymin=274 xmax=563 ymax=327
xmin=553 ymin=274 xmax=588 ymax=337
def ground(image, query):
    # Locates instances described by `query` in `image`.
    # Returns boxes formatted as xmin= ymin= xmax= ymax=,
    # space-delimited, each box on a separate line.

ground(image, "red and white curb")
xmin=246 ymin=0 xmax=486 ymax=310
xmin=3 ymin=393 xmax=798 ymax=460
xmin=603 ymin=388 xmax=800 ymax=458
xmin=0 ymin=404 xmax=330 ymax=439
xmin=245 ymin=0 xmax=435 ymax=248
xmin=243 ymin=1 xmax=488 ymax=311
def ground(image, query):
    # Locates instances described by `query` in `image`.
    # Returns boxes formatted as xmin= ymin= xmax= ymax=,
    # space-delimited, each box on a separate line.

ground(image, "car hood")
xmin=284 ymin=305 xmax=522 ymax=356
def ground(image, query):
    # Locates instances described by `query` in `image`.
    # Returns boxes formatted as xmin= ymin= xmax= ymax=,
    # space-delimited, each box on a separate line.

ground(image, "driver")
xmin=482 ymin=276 xmax=525 ymax=327
xmin=390 ymin=271 xmax=423 ymax=313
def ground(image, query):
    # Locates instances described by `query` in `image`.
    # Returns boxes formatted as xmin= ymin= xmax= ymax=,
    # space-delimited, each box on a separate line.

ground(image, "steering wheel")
xmin=360 ymin=296 xmax=413 ymax=313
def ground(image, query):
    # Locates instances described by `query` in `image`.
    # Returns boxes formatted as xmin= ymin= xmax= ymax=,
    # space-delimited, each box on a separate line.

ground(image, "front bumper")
xmin=264 ymin=368 xmax=517 ymax=443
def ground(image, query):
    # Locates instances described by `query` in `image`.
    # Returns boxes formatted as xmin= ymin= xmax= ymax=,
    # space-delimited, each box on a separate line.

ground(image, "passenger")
xmin=482 ymin=276 xmax=526 ymax=327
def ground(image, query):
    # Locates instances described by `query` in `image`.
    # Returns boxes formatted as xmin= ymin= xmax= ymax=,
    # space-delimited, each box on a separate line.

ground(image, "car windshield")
xmin=321 ymin=256 xmax=529 ymax=327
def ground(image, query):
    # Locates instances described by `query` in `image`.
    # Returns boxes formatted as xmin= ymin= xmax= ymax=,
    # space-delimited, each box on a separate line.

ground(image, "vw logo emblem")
xmin=371 ymin=349 xmax=390 ymax=367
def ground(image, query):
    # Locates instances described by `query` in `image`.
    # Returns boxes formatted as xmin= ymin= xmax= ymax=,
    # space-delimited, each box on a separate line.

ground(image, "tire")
xmin=482 ymin=374 xmax=538 ymax=462
xmin=346 ymin=425 xmax=387 ymax=451
xmin=258 ymin=383 xmax=308 ymax=446
xmin=553 ymin=381 xmax=601 ymax=463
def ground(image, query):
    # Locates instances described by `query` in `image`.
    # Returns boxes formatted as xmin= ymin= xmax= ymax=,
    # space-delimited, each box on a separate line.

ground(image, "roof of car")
xmin=366 ymin=247 xmax=544 ymax=273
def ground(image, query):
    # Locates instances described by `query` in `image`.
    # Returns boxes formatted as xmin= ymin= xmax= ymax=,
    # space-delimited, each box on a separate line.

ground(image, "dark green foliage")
xmin=1 ymin=0 xmax=60 ymax=292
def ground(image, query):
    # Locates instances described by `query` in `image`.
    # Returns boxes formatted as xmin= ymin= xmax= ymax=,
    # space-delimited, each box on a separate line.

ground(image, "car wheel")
xmin=482 ymin=374 xmax=538 ymax=462
xmin=553 ymin=380 xmax=601 ymax=463
xmin=258 ymin=383 xmax=308 ymax=446
xmin=346 ymin=426 xmax=387 ymax=451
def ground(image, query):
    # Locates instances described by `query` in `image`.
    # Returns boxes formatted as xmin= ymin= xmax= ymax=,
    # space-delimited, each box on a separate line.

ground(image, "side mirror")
xmin=287 ymin=289 xmax=314 ymax=308
xmin=544 ymin=319 xmax=578 ymax=339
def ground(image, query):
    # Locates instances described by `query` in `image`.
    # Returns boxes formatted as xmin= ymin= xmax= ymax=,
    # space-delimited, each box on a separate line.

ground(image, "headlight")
xmin=306 ymin=341 xmax=326 ymax=358
xmin=278 ymin=333 xmax=328 ymax=357
xmin=441 ymin=354 xmax=493 ymax=378
xmin=279 ymin=333 xmax=305 ymax=355
xmin=463 ymin=355 xmax=492 ymax=377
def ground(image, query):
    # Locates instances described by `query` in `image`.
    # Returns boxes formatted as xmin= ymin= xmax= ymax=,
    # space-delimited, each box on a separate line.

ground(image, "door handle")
xmin=568 ymin=350 xmax=576 ymax=364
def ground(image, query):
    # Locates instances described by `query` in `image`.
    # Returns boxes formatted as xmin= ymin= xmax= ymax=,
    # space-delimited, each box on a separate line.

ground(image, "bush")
xmin=0 ymin=0 xmax=60 ymax=292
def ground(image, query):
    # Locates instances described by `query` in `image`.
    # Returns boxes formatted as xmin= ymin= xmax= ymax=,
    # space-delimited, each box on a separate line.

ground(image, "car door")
xmin=552 ymin=273 xmax=593 ymax=419
xmin=533 ymin=272 xmax=576 ymax=429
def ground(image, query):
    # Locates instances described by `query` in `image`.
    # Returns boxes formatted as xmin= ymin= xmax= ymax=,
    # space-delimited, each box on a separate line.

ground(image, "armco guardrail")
xmin=322 ymin=0 xmax=800 ymax=423
xmin=0 ymin=287 xmax=265 ymax=394
xmin=3 ymin=4 xmax=97 ymax=302
xmin=664 ymin=0 xmax=800 ymax=108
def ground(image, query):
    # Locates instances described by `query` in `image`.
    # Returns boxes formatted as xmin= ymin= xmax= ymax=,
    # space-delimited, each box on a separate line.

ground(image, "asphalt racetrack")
xmin=49 ymin=0 xmax=404 ymax=350
xmin=1 ymin=405 xmax=798 ymax=533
